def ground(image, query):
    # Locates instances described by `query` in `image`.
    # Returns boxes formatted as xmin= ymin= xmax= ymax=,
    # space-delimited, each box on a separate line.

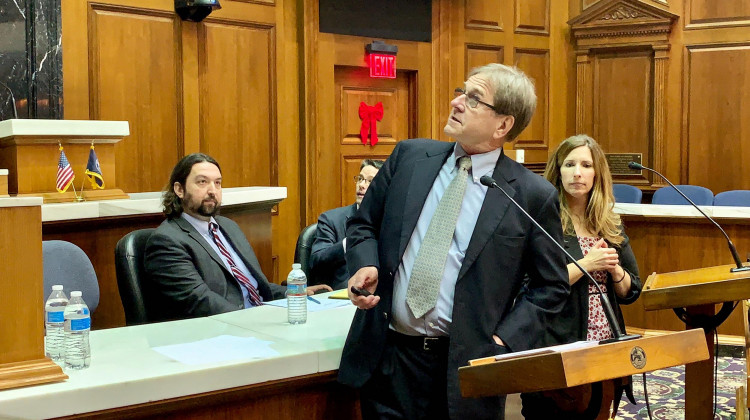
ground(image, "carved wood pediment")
xmin=569 ymin=0 xmax=677 ymax=45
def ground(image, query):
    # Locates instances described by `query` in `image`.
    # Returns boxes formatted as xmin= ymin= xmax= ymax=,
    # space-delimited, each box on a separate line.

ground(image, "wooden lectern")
xmin=459 ymin=329 xmax=709 ymax=419
xmin=0 ymin=198 xmax=67 ymax=390
xmin=642 ymin=263 xmax=750 ymax=420
xmin=0 ymin=119 xmax=129 ymax=203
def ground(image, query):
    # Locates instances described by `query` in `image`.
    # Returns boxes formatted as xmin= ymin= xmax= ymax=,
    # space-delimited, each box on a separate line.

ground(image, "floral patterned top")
xmin=578 ymin=236 xmax=612 ymax=341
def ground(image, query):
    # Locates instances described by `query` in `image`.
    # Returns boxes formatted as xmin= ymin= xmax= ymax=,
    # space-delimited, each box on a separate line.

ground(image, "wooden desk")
xmin=616 ymin=203 xmax=750 ymax=336
xmin=0 ymin=295 xmax=360 ymax=419
xmin=40 ymin=187 xmax=286 ymax=330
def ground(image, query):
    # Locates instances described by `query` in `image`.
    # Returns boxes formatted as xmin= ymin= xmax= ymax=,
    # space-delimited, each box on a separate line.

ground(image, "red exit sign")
xmin=369 ymin=54 xmax=396 ymax=79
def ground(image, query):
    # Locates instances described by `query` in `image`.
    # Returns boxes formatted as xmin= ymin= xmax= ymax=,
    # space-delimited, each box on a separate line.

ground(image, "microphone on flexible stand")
xmin=479 ymin=175 xmax=640 ymax=344
xmin=627 ymin=161 xmax=750 ymax=273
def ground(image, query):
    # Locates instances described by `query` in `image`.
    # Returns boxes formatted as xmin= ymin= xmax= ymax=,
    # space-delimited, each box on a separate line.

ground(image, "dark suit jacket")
xmin=144 ymin=215 xmax=285 ymax=320
xmin=338 ymin=139 xmax=571 ymax=419
xmin=520 ymin=231 xmax=642 ymax=417
xmin=309 ymin=203 xmax=357 ymax=290
xmin=546 ymin=232 xmax=642 ymax=345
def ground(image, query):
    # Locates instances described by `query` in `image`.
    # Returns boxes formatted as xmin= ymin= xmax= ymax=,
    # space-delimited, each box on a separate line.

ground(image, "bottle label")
xmin=287 ymin=283 xmax=306 ymax=295
xmin=47 ymin=311 xmax=64 ymax=323
xmin=70 ymin=317 xmax=91 ymax=331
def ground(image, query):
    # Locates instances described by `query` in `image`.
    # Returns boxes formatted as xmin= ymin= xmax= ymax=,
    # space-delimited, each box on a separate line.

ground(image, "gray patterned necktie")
xmin=406 ymin=156 xmax=472 ymax=319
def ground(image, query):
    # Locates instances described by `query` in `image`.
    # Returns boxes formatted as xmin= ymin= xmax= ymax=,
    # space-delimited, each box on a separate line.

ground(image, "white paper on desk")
xmin=494 ymin=340 xmax=597 ymax=361
xmin=152 ymin=335 xmax=280 ymax=365
xmin=265 ymin=297 xmax=351 ymax=312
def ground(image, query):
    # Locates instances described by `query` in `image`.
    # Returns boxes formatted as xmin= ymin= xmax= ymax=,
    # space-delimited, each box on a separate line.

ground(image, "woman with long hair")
xmin=521 ymin=134 xmax=642 ymax=419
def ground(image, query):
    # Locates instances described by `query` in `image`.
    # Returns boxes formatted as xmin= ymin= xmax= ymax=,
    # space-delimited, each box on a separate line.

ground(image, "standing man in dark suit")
xmin=309 ymin=159 xmax=384 ymax=290
xmin=145 ymin=153 xmax=330 ymax=320
xmin=340 ymin=64 xmax=570 ymax=420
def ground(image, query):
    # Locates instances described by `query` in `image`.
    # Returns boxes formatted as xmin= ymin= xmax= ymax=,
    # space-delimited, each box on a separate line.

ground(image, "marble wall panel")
xmin=0 ymin=0 xmax=62 ymax=121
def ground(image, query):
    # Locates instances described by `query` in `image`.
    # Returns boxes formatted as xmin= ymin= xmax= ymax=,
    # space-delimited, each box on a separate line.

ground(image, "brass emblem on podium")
xmin=630 ymin=346 xmax=646 ymax=369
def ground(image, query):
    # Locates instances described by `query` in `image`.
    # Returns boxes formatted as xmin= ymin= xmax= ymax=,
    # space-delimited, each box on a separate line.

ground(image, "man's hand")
xmin=492 ymin=335 xmax=505 ymax=347
xmin=307 ymin=284 xmax=333 ymax=295
xmin=348 ymin=266 xmax=380 ymax=309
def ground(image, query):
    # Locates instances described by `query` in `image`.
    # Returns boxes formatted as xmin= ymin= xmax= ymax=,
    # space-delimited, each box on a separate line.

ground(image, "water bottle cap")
xmin=52 ymin=285 xmax=63 ymax=290
xmin=71 ymin=291 xmax=82 ymax=297
xmin=292 ymin=263 xmax=301 ymax=270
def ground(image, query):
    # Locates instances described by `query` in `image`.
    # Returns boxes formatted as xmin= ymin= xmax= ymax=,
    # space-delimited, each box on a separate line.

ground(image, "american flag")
xmin=56 ymin=147 xmax=75 ymax=193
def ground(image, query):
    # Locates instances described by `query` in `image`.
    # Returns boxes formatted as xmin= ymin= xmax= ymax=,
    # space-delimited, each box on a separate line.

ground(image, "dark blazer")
xmin=144 ymin=215 xmax=285 ymax=320
xmin=309 ymin=203 xmax=357 ymax=290
xmin=546 ymin=231 xmax=642 ymax=345
xmin=521 ymin=230 xmax=642 ymax=418
xmin=338 ymin=139 xmax=571 ymax=419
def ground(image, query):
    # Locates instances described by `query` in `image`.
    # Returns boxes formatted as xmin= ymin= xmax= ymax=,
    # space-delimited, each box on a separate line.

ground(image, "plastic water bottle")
xmin=45 ymin=285 xmax=68 ymax=362
xmin=287 ymin=263 xmax=307 ymax=324
xmin=64 ymin=291 xmax=91 ymax=370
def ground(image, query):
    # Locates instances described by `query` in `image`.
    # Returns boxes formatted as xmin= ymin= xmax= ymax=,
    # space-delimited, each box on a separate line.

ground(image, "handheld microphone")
xmin=627 ymin=162 xmax=750 ymax=273
xmin=479 ymin=175 xmax=639 ymax=344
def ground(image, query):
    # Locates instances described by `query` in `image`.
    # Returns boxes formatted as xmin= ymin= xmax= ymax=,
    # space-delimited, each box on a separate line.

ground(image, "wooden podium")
xmin=0 ymin=198 xmax=67 ymax=390
xmin=0 ymin=119 xmax=130 ymax=203
xmin=642 ymin=263 xmax=750 ymax=419
xmin=459 ymin=330 xmax=709 ymax=419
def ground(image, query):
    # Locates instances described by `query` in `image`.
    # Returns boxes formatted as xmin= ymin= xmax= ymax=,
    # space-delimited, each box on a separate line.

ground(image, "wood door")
xmin=306 ymin=33 xmax=433 ymax=223
xmin=331 ymin=67 xmax=412 ymax=208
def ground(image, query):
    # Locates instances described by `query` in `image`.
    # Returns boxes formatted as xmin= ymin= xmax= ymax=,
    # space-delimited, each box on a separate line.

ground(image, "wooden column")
xmin=652 ymin=45 xmax=670 ymax=182
xmin=0 ymin=198 xmax=67 ymax=390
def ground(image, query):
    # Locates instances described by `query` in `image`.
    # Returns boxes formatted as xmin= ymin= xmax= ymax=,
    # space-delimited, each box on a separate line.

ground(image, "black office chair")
xmin=294 ymin=223 xmax=318 ymax=281
xmin=115 ymin=228 xmax=156 ymax=326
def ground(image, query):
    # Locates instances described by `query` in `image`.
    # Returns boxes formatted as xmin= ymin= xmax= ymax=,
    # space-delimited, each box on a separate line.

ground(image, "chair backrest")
xmin=42 ymin=241 xmax=99 ymax=313
xmin=652 ymin=185 xmax=714 ymax=206
xmin=115 ymin=228 xmax=155 ymax=326
xmin=612 ymin=184 xmax=642 ymax=204
xmin=294 ymin=223 xmax=318 ymax=279
xmin=713 ymin=190 xmax=750 ymax=207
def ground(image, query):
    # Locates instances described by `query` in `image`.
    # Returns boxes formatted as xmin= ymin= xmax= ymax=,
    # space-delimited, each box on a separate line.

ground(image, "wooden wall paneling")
xmin=88 ymin=4 xmax=182 ymax=194
xmin=465 ymin=0 xmax=504 ymax=31
xmin=685 ymin=0 xmax=750 ymax=30
xmin=684 ymin=43 xmax=750 ymax=193
xmin=619 ymin=216 xmax=750 ymax=336
xmin=575 ymin=51 xmax=592 ymax=135
xmin=271 ymin=0 xmax=302 ymax=283
xmin=432 ymin=0 xmax=466 ymax=142
xmin=465 ymin=45 xmax=505 ymax=72
xmin=61 ymin=0 xmax=92 ymax=119
xmin=309 ymin=32 xmax=337 ymax=224
xmin=197 ymin=20 xmax=276 ymax=189
xmin=415 ymin=42 xmax=434 ymax=140
xmin=592 ymin=50 xmax=653 ymax=175
xmin=513 ymin=48 xmax=549 ymax=149
xmin=181 ymin=21 xmax=200 ymax=155
xmin=569 ymin=2 xmax=677 ymax=187
xmin=515 ymin=0 xmax=550 ymax=35
xmin=582 ymin=0 xmax=601 ymax=9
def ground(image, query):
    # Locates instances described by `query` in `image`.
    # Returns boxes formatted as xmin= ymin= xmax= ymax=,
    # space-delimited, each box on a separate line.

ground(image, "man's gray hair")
xmin=468 ymin=63 xmax=537 ymax=141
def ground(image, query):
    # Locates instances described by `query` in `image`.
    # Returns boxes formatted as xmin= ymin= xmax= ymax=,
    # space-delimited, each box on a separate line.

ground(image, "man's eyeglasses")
xmin=454 ymin=88 xmax=501 ymax=114
xmin=354 ymin=175 xmax=375 ymax=185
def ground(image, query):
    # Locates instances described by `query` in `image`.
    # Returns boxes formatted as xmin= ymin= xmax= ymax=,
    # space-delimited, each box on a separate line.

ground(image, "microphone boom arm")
xmin=480 ymin=175 xmax=639 ymax=344
xmin=628 ymin=162 xmax=749 ymax=273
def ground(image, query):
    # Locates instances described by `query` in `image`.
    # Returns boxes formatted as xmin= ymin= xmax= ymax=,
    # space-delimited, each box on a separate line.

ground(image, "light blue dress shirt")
xmin=181 ymin=212 xmax=260 ymax=308
xmin=391 ymin=143 xmax=502 ymax=337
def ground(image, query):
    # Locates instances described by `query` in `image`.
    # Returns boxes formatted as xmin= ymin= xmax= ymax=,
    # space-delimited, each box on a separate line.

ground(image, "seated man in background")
xmin=145 ymin=153 xmax=330 ymax=320
xmin=309 ymin=159 xmax=384 ymax=290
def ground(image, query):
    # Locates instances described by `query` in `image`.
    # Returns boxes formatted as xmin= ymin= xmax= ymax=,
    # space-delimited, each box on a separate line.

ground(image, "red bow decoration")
xmin=359 ymin=102 xmax=383 ymax=146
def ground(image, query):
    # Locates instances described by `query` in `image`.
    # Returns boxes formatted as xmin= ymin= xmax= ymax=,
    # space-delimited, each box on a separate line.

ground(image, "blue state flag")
xmin=85 ymin=145 xmax=105 ymax=189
